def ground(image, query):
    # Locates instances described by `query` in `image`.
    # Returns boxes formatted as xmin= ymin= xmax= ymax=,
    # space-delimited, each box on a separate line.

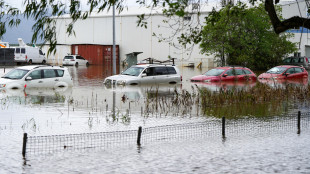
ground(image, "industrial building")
xmin=42 ymin=1 xmax=310 ymax=69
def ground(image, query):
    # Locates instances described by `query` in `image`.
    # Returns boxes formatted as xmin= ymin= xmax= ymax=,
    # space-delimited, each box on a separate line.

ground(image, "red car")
xmin=190 ymin=66 xmax=257 ymax=83
xmin=258 ymin=65 xmax=308 ymax=80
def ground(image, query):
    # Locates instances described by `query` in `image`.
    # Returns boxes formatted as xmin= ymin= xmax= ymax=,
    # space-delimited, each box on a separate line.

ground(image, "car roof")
xmin=214 ymin=66 xmax=249 ymax=70
xmin=16 ymin=65 xmax=65 ymax=70
xmin=133 ymin=64 xmax=176 ymax=68
xmin=276 ymin=65 xmax=303 ymax=68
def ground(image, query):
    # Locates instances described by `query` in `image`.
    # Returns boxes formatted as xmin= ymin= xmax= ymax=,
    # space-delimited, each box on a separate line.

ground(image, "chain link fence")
xmin=23 ymin=112 xmax=310 ymax=156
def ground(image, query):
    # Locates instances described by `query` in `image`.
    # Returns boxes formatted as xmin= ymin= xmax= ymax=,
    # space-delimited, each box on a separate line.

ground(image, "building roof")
xmin=55 ymin=3 xmax=220 ymax=19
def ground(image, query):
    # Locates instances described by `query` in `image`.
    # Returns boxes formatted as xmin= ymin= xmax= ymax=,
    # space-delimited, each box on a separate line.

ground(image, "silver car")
xmin=103 ymin=64 xmax=182 ymax=86
xmin=282 ymin=56 xmax=310 ymax=69
xmin=63 ymin=55 xmax=89 ymax=67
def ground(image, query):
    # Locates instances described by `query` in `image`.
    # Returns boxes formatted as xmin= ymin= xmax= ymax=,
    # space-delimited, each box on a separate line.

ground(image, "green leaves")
xmin=200 ymin=3 xmax=297 ymax=70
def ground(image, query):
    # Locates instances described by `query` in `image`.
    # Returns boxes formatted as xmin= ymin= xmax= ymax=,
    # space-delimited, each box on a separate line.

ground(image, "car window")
xmin=64 ymin=56 xmax=74 ymax=60
xmin=225 ymin=69 xmax=235 ymax=76
xmin=56 ymin=70 xmax=64 ymax=77
xmin=283 ymin=58 xmax=291 ymax=63
xmin=167 ymin=67 xmax=177 ymax=74
xmin=16 ymin=48 xmax=20 ymax=53
xmin=77 ymin=56 xmax=84 ymax=60
xmin=286 ymin=68 xmax=295 ymax=74
xmin=2 ymin=69 xmax=29 ymax=79
xmin=43 ymin=69 xmax=57 ymax=78
xmin=267 ymin=67 xmax=287 ymax=74
xmin=235 ymin=69 xmax=244 ymax=75
xmin=21 ymin=48 xmax=25 ymax=54
xmin=39 ymin=50 xmax=44 ymax=55
xmin=154 ymin=67 xmax=168 ymax=75
xmin=243 ymin=69 xmax=253 ymax=74
xmin=294 ymin=68 xmax=303 ymax=73
xmin=205 ymin=69 xmax=225 ymax=76
xmin=292 ymin=58 xmax=299 ymax=63
xmin=121 ymin=67 xmax=144 ymax=76
xmin=28 ymin=70 xmax=42 ymax=80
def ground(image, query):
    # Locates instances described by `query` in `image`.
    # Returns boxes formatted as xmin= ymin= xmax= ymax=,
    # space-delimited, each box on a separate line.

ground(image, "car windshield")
xmin=2 ymin=69 xmax=29 ymax=79
xmin=204 ymin=68 xmax=225 ymax=76
xmin=121 ymin=67 xmax=144 ymax=76
xmin=266 ymin=67 xmax=287 ymax=74
xmin=64 ymin=56 xmax=74 ymax=59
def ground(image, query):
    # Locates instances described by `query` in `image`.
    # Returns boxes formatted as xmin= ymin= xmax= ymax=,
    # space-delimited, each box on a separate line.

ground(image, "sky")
xmin=1 ymin=0 xmax=146 ymax=44
xmin=2 ymin=0 xmax=213 ymax=44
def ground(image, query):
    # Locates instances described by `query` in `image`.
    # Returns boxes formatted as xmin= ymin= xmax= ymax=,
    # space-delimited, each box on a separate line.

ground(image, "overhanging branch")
xmin=265 ymin=0 xmax=310 ymax=34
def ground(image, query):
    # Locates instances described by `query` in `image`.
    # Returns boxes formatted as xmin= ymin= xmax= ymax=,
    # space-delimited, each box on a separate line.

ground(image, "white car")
xmin=63 ymin=55 xmax=89 ymax=66
xmin=0 ymin=65 xmax=73 ymax=89
xmin=103 ymin=64 xmax=182 ymax=86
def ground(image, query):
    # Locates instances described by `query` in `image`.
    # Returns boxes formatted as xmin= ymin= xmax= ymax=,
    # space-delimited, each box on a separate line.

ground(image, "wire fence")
xmin=23 ymin=111 xmax=310 ymax=156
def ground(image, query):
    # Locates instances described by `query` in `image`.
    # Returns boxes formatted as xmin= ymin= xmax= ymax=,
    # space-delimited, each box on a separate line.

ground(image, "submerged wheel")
xmin=75 ymin=62 xmax=78 ymax=67
xmin=86 ymin=62 xmax=89 ymax=67
xmin=42 ymin=60 xmax=46 ymax=64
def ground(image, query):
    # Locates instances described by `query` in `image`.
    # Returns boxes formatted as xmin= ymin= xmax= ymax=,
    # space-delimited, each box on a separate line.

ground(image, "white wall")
xmin=42 ymin=45 xmax=71 ymax=65
xmin=53 ymin=11 xmax=214 ymax=68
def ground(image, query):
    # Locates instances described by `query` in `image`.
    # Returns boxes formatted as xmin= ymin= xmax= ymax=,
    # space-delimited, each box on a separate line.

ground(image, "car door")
xmin=154 ymin=67 xmax=169 ymax=84
xmin=221 ymin=69 xmax=237 ymax=81
xmin=284 ymin=68 xmax=296 ymax=79
xmin=25 ymin=69 xmax=43 ymax=88
xmin=140 ymin=67 xmax=157 ymax=84
xmin=42 ymin=69 xmax=59 ymax=87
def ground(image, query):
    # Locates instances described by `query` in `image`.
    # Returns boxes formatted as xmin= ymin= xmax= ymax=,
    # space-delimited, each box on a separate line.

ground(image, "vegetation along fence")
xmin=22 ymin=111 xmax=310 ymax=156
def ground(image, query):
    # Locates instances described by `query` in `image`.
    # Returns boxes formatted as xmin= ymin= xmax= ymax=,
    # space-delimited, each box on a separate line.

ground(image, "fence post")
xmin=22 ymin=133 xmax=27 ymax=157
xmin=137 ymin=126 xmax=142 ymax=146
xmin=222 ymin=117 xmax=226 ymax=138
xmin=297 ymin=111 xmax=301 ymax=134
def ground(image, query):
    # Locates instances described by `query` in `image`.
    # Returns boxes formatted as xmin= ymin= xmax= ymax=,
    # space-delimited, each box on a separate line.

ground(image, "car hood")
xmin=258 ymin=73 xmax=281 ymax=79
xmin=191 ymin=75 xmax=219 ymax=82
xmin=105 ymin=75 xmax=139 ymax=81
xmin=0 ymin=78 xmax=16 ymax=84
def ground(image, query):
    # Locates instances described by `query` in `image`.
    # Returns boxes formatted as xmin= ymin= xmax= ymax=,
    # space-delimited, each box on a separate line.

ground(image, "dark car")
xmin=282 ymin=56 xmax=309 ymax=69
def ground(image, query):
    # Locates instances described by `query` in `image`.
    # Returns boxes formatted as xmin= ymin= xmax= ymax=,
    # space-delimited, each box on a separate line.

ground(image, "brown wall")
xmin=71 ymin=44 xmax=120 ymax=74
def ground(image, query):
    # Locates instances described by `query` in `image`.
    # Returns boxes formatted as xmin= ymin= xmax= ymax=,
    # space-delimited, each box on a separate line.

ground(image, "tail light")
xmin=71 ymin=59 xmax=75 ymax=61
xmin=181 ymin=75 xmax=183 ymax=81
xmin=26 ymin=55 xmax=27 ymax=60
xmin=306 ymin=57 xmax=309 ymax=63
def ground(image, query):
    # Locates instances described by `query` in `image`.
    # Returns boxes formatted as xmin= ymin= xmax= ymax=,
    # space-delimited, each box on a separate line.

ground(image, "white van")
xmin=14 ymin=38 xmax=47 ymax=64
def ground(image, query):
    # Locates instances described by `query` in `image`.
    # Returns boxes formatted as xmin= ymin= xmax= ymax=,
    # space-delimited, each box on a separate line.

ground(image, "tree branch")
xmin=265 ymin=0 xmax=310 ymax=34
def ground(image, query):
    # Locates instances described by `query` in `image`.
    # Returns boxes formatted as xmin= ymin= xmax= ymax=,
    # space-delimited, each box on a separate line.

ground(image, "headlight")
xmin=0 ymin=84 xmax=6 ymax=88
xmin=116 ymin=80 xmax=126 ymax=85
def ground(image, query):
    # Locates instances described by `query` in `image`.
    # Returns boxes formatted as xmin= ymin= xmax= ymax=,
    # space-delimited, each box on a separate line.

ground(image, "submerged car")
xmin=103 ymin=64 xmax=182 ymax=86
xmin=0 ymin=65 xmax=73 ymax=89
xmin=258 ymin=65 xmax=308 ymax=80
xmin=190 ymin=66 xmax=257 ymax=83
xmin=63 ymin=55 xmax=89 ymax=67
xmin=282 ymin=56 xmax=309 ymax=69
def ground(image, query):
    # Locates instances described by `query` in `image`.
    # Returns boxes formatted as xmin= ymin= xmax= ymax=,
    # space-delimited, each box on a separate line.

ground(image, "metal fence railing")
xmin=22 ymin=111 xmax=310 ymax=156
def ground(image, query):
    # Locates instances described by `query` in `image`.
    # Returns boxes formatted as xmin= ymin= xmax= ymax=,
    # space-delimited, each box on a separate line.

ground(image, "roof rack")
xmin=139 ymin=57 xmax=177 ymax=65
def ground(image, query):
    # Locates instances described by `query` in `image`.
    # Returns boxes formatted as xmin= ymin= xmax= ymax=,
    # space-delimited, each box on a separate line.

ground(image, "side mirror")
xmin=222 ymin=74 xmax=228 ymax=77
xmin=145 ymin=68 xmax=150 ymax=74
xmin=285 ymin=73 xmax=290 ymax=76
xmin=25 ymin=76 xmax=32 ymax=81
xmin=141 ymin=73 xmax=147 ymax=77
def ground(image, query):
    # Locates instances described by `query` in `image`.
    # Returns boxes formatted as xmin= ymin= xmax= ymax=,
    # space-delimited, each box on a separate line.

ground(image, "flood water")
xmin=0 ymin=65 xmax=310 ymax=173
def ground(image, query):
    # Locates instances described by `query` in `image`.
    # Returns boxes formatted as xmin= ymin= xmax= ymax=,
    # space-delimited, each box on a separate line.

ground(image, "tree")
xmin=199 ymin=3 xmax=297 ymax=70
xmin=0 ymin=0 xmax=308 ymax=54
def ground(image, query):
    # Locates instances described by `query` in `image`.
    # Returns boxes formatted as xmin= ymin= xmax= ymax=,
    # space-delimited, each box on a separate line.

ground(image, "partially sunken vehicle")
xmin=0 ymin=65 xmax=73 ymax=89
xmin=104 ymin=63 xmax=182 ymax=86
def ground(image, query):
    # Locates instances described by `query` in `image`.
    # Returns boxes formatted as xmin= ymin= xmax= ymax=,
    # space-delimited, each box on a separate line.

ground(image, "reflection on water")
xmin=1 ymin=65 xmax=310 ymax=173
